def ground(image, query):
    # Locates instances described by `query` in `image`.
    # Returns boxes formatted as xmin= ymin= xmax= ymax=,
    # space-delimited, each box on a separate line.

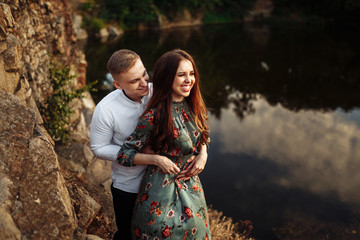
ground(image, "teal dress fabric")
xmin=117 ymin=101 xmax=211 ymax=240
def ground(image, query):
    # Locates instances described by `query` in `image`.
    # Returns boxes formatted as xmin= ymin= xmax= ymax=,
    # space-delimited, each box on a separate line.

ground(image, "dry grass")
xmin=208 ymin=206 xmax=255 ymax=240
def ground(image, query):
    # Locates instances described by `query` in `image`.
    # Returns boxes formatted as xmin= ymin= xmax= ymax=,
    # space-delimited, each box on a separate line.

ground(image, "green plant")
xmin=80 ymin=0 xmax=94 ymax=11
xmin=102 ymin=0 xmax=158 ymax=29
xmin=40 ymin=62 xmax=97 ymax=143
xmin=84 ymin=17 xmax=106 ymax=32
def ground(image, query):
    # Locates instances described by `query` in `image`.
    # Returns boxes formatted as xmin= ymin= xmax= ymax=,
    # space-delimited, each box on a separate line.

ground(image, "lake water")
xmin=84 ymin=23 xmax=360 ymax=239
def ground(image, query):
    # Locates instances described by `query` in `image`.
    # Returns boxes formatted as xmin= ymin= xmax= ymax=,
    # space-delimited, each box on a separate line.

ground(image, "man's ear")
xmin=113 ymin=80 xmax=122 ymax=90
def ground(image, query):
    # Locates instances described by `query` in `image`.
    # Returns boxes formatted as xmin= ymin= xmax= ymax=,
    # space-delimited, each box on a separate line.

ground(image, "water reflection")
xmin=211 ymin=98 xmax=360 ymax=206
xmin=84 ymin=23 xmax=360 ymax=239
xmin=204 ymin=100 xmax=360 ymax=239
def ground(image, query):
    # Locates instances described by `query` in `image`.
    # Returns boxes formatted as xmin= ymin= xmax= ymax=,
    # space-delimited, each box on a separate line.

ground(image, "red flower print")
xmin=142 ymin=233 xmax=149 ymax=240
xmin=141 ymin=193 xmax=148 ymax=202
xmin=205 ymin=218 xmax=208 ymax=227
xmin=145 ymin=182 xmax=153 ymax=191
xmin=179 ymin=214 xmax=186 ymax=223
xmin=192 ymin=183 xmax=202 ymax=193
xmin=146 ymin=220 xmax=155 ymax=226
xmin=205 ymin=234 xmax=209 ymax=240
xmin=191 ymin=227 xmax=197 ymax=235
xmin=170 ymin=146 xmax=180 ymax=156
xmin=166 ymin=209 xmax=175 ymax=219
xmin=148 ymin=116 xmax=154 ymax=125
xmin=150 ymin=201 xmax=159 ymax=208
xmin=117 ymin=152 xmax=124 ymax=159
xmin=126 ymin=135 xmax=134 ymax=142
xmin=162 ymin=178 xmax=169 ymax=187
xmin=192 ymin=130 xmax=199 ymax=138
xmin=184 ymin=206 xmax=193 ymax=219
xmin=135 ymin=228 xmax=141 ymax=238
xmin=183 ymin=112 xmax=189 ymax=122
xmin=154 ymin=208 xmax=162 ymax=217
xmin=162 ymin=225 xmax=172 ymax=238
xmin=135 ymin=140 xmax=142 ymax=148
xmin=136 ymin=125 xmax=147 ymax=129
xmin=175 ymin=179 xmax=183 ymax=191
xmin=183 ymin=230 xmax=188 ymax=240
xmin=173 ymin=128 xmax=179 ymax=138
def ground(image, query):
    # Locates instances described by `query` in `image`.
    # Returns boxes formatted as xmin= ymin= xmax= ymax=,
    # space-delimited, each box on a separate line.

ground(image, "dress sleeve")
xmin=116 ymin=109 xmax=155 ymax=167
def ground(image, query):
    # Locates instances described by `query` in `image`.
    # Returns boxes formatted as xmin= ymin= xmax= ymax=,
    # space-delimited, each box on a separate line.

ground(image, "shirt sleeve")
xmin=117 ymin=109 xmax=155 ymax=167
xmin=90 ymin=105 xmax=120 ymax=161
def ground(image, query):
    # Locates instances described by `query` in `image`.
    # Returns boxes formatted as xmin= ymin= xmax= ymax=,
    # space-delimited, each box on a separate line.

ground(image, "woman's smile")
xmin=172 ymin=59 xmax=195 ymax=101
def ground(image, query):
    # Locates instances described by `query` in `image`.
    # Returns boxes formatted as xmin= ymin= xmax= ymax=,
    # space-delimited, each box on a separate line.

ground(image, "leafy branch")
xmin=40 ymin=62 xmax=97 ymax=143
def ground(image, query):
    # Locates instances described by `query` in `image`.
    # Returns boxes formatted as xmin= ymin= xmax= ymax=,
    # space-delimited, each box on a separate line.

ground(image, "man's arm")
xmin=177 ymin=143 xmax=208 ymax=180
xmin=90 ymin=106 xmax=122 ymax=161
xmin=132 ymin=153 xmax=180 ymax=174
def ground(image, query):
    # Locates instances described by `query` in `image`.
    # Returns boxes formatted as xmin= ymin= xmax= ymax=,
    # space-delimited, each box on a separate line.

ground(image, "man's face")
xmin=113 ymin=58 xmax=149 ymax=103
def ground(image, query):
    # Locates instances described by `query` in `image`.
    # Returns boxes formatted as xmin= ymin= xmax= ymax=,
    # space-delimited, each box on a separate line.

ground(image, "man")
xmin=90 ymin=49 xmax=207 ymax=240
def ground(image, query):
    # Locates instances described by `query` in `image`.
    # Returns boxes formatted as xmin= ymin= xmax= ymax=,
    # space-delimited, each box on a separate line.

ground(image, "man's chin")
xmin=140 ymin=89 xmax=149 ymax=96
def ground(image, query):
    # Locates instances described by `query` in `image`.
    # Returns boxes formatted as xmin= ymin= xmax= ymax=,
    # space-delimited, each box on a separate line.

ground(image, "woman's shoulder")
xmin=139 ymin=108 xmax=156 ymax=126
xmin=143 ymin=108 xmax=156 ymax=117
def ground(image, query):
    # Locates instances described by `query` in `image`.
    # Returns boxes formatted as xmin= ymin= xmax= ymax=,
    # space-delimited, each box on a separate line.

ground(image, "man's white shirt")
xmin=90 ymin=83 xmax=153 ymax=193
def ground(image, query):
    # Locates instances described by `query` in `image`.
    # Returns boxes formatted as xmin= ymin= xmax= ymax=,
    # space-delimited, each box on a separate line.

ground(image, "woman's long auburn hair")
xmin=142 ymin=49 xmax=209 ymax=153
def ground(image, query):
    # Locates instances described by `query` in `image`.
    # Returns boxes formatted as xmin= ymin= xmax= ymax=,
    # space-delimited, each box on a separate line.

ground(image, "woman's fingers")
xmin=186 ymin=155 xmax=195 ymax=163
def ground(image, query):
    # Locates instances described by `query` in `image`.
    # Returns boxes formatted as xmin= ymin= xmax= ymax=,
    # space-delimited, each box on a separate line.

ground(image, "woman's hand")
xmin=153 ymin=155 xmax=180 ymax=174
xmin=177 ymin=151 xmax=208 ymax=181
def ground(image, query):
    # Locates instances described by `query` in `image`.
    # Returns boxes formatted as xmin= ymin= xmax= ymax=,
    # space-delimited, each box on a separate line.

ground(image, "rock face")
xmin=0 ymin=91 xmax=76 ymax=239
xmin=0 ymin=1 xmax=112 ymax=239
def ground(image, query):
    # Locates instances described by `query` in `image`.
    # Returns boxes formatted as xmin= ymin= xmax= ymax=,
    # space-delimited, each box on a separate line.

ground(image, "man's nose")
xmin=140 ymin=77 xmax=148 ymax=86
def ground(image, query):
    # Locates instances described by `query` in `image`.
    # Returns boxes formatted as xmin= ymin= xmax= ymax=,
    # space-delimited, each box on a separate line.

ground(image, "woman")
xmin=117 ymin=49 xmax=211 ymax=240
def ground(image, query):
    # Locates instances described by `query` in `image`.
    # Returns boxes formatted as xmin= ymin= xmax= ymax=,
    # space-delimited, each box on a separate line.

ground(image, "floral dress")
xmin=117 ymin=101 xmax=211 ymax=240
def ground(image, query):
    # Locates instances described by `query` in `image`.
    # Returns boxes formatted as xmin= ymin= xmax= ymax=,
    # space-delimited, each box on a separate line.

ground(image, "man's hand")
xmin=177 ymin=150 xmax=208 ymax=181
xmin=153 ymin=155 xmax=180 ymax=174
xmin=141 ymin=146 xmax=179 ymax=174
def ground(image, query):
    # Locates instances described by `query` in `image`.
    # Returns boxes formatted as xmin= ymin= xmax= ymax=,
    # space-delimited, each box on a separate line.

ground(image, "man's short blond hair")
xmin=107 ymin=49 xmax=140 ymax=76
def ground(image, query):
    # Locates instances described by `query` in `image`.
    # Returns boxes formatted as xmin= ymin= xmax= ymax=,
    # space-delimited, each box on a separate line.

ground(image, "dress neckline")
xmin=172 ymin=100 xmax=185 ymax=105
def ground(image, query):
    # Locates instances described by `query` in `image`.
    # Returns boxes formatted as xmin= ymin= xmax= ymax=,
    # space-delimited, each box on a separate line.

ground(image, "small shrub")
xmin=85 ymin=17 xmax=106 ymax=32
xmin=40 ymin=62 xmax=96 ymax=143
xmin=80 ymin=0 xmax=94 ymax=11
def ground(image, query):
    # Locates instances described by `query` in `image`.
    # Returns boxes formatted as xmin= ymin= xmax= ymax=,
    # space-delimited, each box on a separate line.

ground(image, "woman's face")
xmin=171 ymin=59 xmax=195 ymax=102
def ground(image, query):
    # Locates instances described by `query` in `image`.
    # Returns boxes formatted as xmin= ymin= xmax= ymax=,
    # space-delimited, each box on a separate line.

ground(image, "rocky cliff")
xmin=0 ymin=1 xmax=113 ymax=239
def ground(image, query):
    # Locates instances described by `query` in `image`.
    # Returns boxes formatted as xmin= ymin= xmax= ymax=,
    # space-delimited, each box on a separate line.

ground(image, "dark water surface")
xmin=84 ymin=23 xmax=360 ymax=239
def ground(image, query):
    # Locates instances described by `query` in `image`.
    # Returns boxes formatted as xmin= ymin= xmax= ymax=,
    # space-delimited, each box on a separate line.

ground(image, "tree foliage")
xmin=100 ymin=0 xmax=256 ymax=27
xmin=94 ymin=0 xmax=360 ymax=27
xmin=273 ymin=0 xmax=360 ymax=24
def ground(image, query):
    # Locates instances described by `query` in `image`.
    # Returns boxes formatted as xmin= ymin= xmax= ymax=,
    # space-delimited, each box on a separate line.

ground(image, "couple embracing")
xmin=90 ymin=49 xmax=211 ymax=240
